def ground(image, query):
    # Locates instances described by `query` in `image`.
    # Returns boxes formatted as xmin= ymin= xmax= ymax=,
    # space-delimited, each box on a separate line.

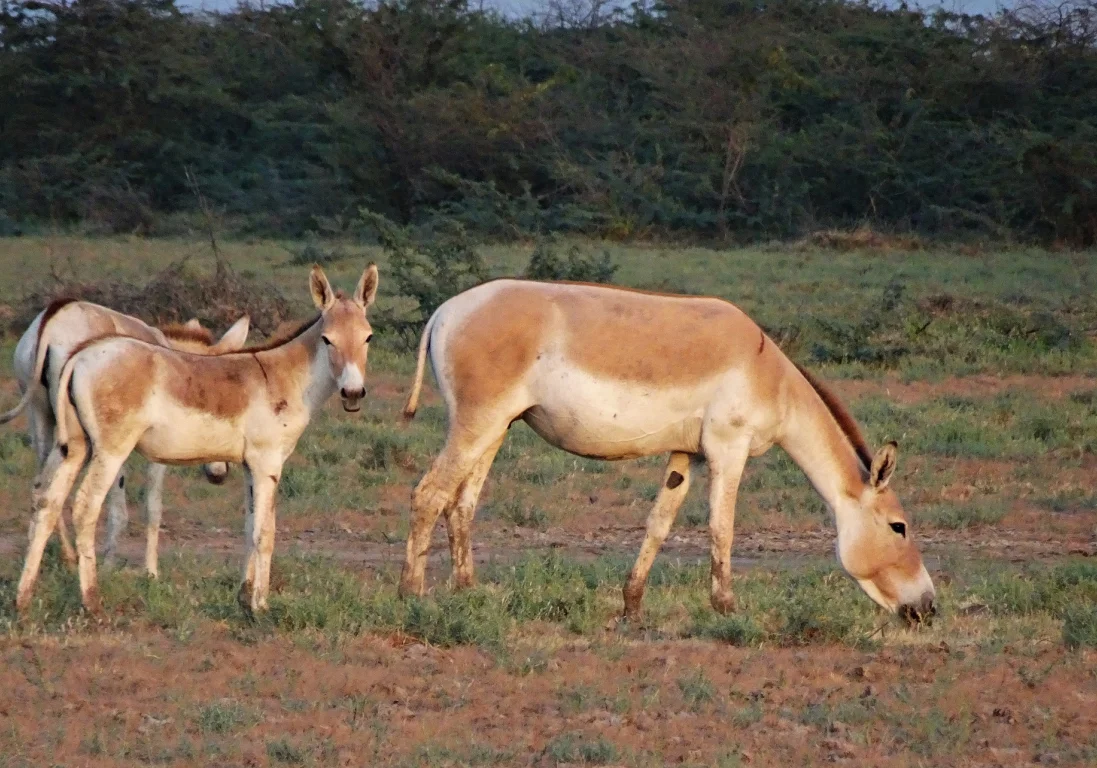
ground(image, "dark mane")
xmin=159 ymin=323 xmax=214 ymax=346
xmin=35 ymin=296 xmax=79 ymax=349
xmin=242 ymin=314 xmax=321 ymax=354
xmin=793 ymin=362 xmax=874 ymax=473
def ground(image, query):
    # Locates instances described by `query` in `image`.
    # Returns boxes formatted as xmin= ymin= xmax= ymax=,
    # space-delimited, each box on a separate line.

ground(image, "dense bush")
xmin=1 ymin=0 xmax=1095 ymax=244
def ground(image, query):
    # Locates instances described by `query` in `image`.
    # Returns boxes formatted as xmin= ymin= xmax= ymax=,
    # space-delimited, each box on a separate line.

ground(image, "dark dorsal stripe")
xmin=241 ymin=314 xmax=320 ymax=354
xmin=793 ymin=362 xmax=874 ymax=474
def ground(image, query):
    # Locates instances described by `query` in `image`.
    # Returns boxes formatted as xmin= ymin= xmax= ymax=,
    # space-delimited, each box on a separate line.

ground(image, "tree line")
xmin=1 ymin=0 xmax=1095 ymax=244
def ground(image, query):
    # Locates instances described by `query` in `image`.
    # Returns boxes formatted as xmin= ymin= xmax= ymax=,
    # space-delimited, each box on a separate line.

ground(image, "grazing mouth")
xmin=899 ymin=602 xmax=937 ymax=627
xmin=342 ymin=401 xmax=362 ymax=413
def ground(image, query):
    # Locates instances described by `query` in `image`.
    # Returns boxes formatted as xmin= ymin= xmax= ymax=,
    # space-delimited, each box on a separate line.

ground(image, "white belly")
xmin=521 ymin=360 xmax=715 ymax=460
xmin=137 ymin=403 xmax=246 ymax=464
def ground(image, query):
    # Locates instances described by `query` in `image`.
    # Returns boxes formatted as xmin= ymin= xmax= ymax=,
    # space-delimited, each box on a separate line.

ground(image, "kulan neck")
xmin=254 ymin=318 xmax=335 ymax=417
xmin=777 ymin=366 xmax=869 ymax=532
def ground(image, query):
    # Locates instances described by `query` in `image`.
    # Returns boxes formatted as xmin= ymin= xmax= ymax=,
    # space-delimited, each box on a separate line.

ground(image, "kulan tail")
xmin=0 ymin=327 xmax=54 ymax=426
xmin=402 ymin=311 xmax=438 ymax=421
xmin=53 ymin=350 xmax=80 ymax=452
xmin=0 ymin=385 xmax=33 ymax=425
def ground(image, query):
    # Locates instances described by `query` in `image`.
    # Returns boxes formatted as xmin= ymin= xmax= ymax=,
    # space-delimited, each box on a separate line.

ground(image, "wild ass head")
xmin=309 ymin=264 xmax=379 ymax=413
xmin=160 ymin=315 xmax=252 ymax=484
xmin=836 ymin=442 xmax=936 ymax=624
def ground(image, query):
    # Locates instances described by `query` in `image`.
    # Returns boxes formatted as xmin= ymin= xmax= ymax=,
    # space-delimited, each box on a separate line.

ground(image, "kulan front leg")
xmin=705 ymin=439 xmax=751 ymax=615
xmin=239 ymin=464 xmax=280 ymax=614
xmin=143 ymin=463 xmax=167 ymax=578
xmin=102 ymin=470 xmax=129 ymax=568
xmin=623 ymin=451 xmax=693 ymax=618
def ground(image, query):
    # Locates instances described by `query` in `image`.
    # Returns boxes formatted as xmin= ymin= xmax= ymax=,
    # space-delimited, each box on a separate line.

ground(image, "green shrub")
xmin=1062 ymin=605 xmax=1097 ymax=649
xmin=524 ymin=240 xmax=618 ymax=284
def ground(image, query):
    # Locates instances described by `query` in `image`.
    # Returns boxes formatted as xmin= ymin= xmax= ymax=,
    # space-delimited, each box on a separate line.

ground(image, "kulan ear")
xmin=354 ymin=263 xmax=379 ymax=309
xmin=870 ymin=441 xmax=898 ymax=490
xmin=309 ymin=264 xmax=336 ymax=310
xmin=184 ymin=318 xmax=202 ymax=330
xmin=211 ymin=315 xmax=250 ymax=353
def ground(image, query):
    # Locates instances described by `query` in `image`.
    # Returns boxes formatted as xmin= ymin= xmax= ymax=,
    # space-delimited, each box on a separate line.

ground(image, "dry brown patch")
xmin=1 ymin=629 xmax=1094 ymax=767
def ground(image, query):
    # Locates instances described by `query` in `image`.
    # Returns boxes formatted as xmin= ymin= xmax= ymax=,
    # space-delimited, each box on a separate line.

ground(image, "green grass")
xmin=919 ymin=500 xmax=1009 ymax=529
xmin=195 ymin=700 xmax=256 ymax=735
xmin=541 ymin=732 xmax=618 ymax=766
xmin=854 ymin=392 xmax=1097 ymax=460
xmin=1063 ymin=605 xmax=1097 ymax=648
xmin=4 ymin=550 xmax=1095 ymax=652
xmin=2 ymin=236 xmax=1096 ymax=380
xmin=677 ymin=669 xmax=716 ymax=711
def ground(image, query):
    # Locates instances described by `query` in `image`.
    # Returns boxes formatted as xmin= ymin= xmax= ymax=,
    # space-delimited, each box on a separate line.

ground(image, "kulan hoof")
xmin=622 ymin=583 xmax=645 ymax=620
xmin=82 ymin=588 xmax=105 ymax=621
xmin=237 ymin=580 xmax=256 ymax=618
xmin=398 ymin=570 xmax=424 ymax=599
xmin=711 ymin=590 xmax=737 ymax=615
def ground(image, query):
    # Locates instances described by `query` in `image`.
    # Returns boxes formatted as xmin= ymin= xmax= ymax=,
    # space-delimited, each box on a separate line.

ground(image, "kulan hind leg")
xmin=400 ymin=420 xmax=512 ymax=598
xmin=71 ymin=451 xmax=129 ymax=615
xmin=30 ymin=405 xmax=77 ymax=567
xmin=16 ymin=438 xmax=88 ymax=612
xmin=444 ymin=433 xmax=505 ymax=590
xmin=623 ymin=452 xmax=694 ymax=618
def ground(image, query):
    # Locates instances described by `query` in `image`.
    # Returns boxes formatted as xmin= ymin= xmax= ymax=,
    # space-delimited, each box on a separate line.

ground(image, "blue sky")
xmin=180 ymin=0 xmax=1015 ymax=18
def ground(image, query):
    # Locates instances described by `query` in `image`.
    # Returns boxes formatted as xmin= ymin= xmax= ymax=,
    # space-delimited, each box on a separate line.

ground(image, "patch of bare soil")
xmin=2 ymin=626 xmax=1094 ymax=766
xmin=1 ymin=519 xmax=1090 ymax=583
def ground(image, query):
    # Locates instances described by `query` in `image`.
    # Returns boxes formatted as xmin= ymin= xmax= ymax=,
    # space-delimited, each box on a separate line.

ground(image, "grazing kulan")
xmin=1 ymin=300 xmax=250 ymax=574
xmin=15 ymin=265 xmax=378 ymax=615
xmin=400 ymin=280 xmax=936 ymax=623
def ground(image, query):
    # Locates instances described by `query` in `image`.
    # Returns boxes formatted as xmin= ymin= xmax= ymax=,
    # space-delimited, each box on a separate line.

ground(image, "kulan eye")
xmin=321 ymin=336 xmax=332 ymax=346
xmin=365 ymin=334 xmax=373 ymax=344
xmin=889 ymin=522 xmax=907 ymax=537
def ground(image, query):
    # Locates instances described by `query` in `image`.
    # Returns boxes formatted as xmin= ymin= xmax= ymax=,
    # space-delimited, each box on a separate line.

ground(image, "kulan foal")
xmin=400 ymin=279 xmax=936 ymax=624
xmin=2 ymin=299 xmax=250 ymax=574
xmin=15 ymin=265 xmax=378 ymax=616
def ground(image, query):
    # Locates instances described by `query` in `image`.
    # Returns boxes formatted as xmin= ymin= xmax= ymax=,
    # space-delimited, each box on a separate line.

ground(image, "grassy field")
xmin=0 ymin=236 xmax=1095 ymax=767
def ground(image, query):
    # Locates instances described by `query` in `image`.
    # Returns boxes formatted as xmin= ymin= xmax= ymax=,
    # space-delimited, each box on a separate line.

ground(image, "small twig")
xmin=865 ymin=619 xmax=890 ymax=641
xmin=184 ymin=166 xmax=230 ymax=280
